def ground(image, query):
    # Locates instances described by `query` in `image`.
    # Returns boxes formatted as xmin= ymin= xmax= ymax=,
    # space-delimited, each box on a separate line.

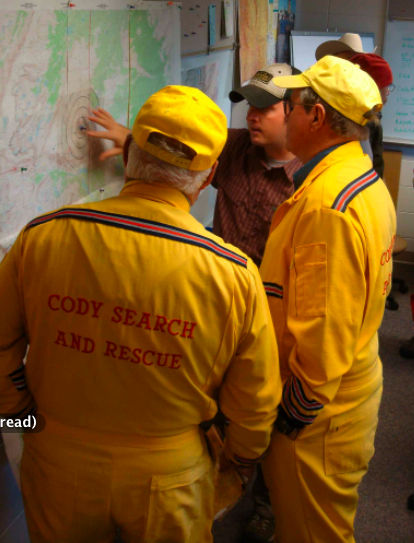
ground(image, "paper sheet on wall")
xmin=238 ymin=0 xmax=268 ymax=82
xmin=208 ymin=4 xmax=217 ymax=46
xmin=181 ymin=49 xmax=233 ymax=227
xmin=223 ymin=0 xmax=234 ymax=38
xmin=276 ymin=0 xmax=295 ymax=63
xmin=181 ymin=0 xmax=234 ymax=56
xmin=0 ymin=1 xmax=180 ymax=258
xmin=382 ymin=20 xmax=414 ymax=144
xmin=267 ymin=0 xmax=278 ymax=65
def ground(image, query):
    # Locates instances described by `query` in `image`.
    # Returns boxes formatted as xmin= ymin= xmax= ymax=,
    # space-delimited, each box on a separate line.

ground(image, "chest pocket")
xmin=294 ymin=242 xmax=327 ymax=318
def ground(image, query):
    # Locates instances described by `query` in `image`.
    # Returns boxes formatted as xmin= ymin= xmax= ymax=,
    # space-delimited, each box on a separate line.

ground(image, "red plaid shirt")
xmin=212 ymin=129 xmax=302 ymax=266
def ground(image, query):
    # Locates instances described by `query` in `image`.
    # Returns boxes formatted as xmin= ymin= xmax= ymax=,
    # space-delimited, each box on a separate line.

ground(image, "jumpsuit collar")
xmin=293 ymin=143 xmax=344 ymax=190
xmin=120 ymin=179 xmax=191 ymax=213
xmin=269 ymin=141 xmax=366 ymax=233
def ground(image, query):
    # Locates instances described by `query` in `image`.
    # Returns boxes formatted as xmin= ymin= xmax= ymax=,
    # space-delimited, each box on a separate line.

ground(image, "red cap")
xmin=350 ymin=53 xmax=393 ymax=89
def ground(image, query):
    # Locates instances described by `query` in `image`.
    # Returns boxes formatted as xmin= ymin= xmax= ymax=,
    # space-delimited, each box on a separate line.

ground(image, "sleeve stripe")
xmin=282 ymin=375 xmax=325 ymax=426
xmin=291 ymin=376 xmax=324 ymax=411
xmin=8 ymin=365 xmax=25 ymax=377
xmin=283 ymin=385 xmax=316 ymax=424
xmin=263 ymin=281 xmax=283 ymax=299
xmin=8 ymin=365 xmax=27 ymax=391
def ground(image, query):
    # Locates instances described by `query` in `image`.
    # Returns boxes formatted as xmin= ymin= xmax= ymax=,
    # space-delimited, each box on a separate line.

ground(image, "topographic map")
xmin=0 ymin=2 xmax=180 ymax=257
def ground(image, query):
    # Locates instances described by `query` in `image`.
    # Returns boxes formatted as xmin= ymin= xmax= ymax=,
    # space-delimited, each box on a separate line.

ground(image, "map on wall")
xmin=0 ymin=1 xmax=181 ymax=258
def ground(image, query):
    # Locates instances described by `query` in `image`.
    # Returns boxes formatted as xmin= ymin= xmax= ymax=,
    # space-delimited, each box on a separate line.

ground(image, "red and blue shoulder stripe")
xmin=331 ymin=168 xmax=379 ymax=213
xmin=25 ymin=208 xmax=248 ymax=268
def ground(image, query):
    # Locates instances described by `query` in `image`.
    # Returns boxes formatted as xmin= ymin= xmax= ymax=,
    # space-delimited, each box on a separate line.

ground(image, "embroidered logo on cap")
xmin=252 ymin=71 xmax=273 ymax=84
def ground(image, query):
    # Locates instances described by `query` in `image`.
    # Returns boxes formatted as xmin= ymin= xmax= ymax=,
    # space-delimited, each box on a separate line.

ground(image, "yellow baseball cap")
xmin=132 ymin=85 xmax=227 ymax=171
xmin=272 ymin=55 xmax=382 ymax=126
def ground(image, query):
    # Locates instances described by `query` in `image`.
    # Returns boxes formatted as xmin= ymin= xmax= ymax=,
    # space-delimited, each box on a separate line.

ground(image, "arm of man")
xmin=219 ymin=262 xmax=282 ymax=466
xmin=0 ymin=234 xmax=34 ymax=417
xmin=87 ymin=108 xmax=131 ymax=161
xmin=210 ymin=128 xmax=246 ymax=189
xmin=279 ymin=208 xmax=366 ymax=431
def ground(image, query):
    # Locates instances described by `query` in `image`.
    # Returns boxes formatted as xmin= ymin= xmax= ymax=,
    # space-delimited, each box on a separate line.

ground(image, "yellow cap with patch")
xmin=132 ymin=85 xmax=227 ymax=171
xmin=273 ymin=55 xmax=382 ymax=126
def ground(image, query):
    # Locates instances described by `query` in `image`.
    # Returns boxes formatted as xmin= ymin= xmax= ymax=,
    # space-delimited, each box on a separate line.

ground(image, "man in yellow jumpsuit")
xmin=0 ymin=86 xmax=282 ymax=543
xmin=259 ymin=57 xmax=396 ymax=542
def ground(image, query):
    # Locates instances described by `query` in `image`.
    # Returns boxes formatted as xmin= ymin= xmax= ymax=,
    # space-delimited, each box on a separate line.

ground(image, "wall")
xmin=393 ymin=147 xmax=414 ymax=254
xmin=295 ymin=0 xmax=387 ymax=52
xmin=296 ymin=0 xmax=414 ymax=257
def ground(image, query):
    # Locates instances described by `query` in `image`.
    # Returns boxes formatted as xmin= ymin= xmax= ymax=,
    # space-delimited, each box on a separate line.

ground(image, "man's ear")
xmin=201 ymin=160 xmax=218 ymax=191
xmin=188 ymin=161 xmax=219 ymax=206
xmin=310 ymin=103 xmax=326 ymax=131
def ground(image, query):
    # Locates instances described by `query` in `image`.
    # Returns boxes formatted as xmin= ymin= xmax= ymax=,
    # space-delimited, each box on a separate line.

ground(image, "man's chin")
xmin=249 ymin=132 xmax=265 ymax=146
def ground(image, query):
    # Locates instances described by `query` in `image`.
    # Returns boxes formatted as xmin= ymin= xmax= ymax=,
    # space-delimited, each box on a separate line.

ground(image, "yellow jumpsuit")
xmin=0 ymin=180 xmax=281 ymax=543
xmin=260 ymin=142 xmax=396 ymax=543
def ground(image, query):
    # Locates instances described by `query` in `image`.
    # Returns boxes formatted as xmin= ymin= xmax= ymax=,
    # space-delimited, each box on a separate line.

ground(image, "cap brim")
xmin=271 ymin=73 xmax=309 ymax=89
xmin=315 ymin=41 xmax=359 ymax=61
xmin=229 ymin=85 xmax=281 ymax=108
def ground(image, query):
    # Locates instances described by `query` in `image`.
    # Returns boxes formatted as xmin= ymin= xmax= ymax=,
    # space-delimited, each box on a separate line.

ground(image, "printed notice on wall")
xmin=382 ymin=20 xmax=414 ymax=145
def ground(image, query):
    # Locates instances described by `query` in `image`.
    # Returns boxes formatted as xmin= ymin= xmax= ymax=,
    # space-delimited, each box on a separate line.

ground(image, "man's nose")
xmin=247 ymin=106 xmax=260 ymax=120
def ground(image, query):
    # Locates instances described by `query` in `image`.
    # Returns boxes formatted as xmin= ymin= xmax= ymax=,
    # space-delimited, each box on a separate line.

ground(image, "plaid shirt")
xmin=212 ymin=129 xmax=302 ymax=266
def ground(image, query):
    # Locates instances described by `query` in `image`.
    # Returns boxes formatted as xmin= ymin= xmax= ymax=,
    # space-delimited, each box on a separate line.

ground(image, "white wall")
xmin=396 ymin=158 xmax=414 ymax=252
xmin=230 ymin=101 xmax=249 ymax=129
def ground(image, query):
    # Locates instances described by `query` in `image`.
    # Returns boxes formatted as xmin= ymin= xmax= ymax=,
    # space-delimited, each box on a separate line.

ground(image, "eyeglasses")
xmin=283 ymin=99 xmax=314 ymax=116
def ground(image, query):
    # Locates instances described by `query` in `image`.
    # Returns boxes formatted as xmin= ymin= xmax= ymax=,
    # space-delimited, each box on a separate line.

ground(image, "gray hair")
xmin=299 ymin=88 xmax=378 ymax=141
xmin=125 ymin=136 xmax=212 ymax=199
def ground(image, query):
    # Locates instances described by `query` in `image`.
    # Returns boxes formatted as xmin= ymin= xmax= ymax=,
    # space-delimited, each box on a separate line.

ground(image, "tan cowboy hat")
xmin=315 ymin=33 xmax=364 ymax=60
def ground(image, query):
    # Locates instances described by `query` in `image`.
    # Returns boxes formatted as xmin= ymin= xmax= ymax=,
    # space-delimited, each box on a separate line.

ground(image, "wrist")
xmin=274 ymin=406 xmax=305 ymax=440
